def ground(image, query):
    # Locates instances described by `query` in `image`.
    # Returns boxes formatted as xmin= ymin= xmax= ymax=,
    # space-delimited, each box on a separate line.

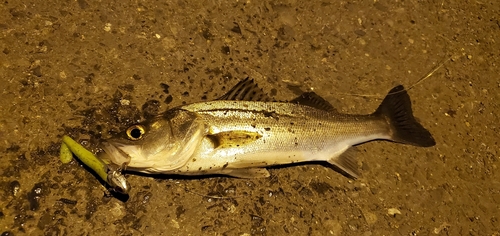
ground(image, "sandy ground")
xmin=1 ymin=0 xmax=499 ymax=235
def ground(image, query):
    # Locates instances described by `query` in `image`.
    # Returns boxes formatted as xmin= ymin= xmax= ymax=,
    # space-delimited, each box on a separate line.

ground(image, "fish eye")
xmin=126 ymin=125 xmax=145 ymax=140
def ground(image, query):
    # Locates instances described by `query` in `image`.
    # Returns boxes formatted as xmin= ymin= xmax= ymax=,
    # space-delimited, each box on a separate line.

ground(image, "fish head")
xmin=99 ymin=116 xmax=180 ymax=169
xmin=98 ymin=110 xmax=205 ymax=173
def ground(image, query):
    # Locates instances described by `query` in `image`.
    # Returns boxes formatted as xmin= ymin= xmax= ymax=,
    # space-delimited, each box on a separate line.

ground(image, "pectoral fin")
xmin=327 ymin=147 xmax=359 ymax=179
xmin=207 ymin=130 xmax=262 ymax=148
xmin=219 ymin=168 xmax=271 ymax=178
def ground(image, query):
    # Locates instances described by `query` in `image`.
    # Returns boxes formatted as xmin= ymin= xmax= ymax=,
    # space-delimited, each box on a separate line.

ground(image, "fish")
xmin=98 ymin=78 xmax=435 ymax=179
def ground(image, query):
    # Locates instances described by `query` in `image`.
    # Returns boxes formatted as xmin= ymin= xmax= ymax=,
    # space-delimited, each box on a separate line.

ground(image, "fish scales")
xmin=184 ymin=100 xmax=388 ymax=153
xmin=176 ymin=100 xmax=390 ymax=173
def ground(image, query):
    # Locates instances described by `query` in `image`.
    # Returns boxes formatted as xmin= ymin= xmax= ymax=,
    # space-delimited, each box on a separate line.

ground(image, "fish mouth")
xmin=99 ymin=141 xmax=133 ymax=167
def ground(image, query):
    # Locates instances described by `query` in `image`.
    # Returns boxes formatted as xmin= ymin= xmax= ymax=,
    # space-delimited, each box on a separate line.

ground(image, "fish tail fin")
xmin=374 ymin=85 xmax=436 ymax=147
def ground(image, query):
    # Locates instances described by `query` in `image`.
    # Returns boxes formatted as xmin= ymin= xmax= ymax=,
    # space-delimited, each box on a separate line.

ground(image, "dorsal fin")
xmin=218 ymin=78 xmax=273 ymax=102
xmin=290 ymin=92 xmax=339 ymax=113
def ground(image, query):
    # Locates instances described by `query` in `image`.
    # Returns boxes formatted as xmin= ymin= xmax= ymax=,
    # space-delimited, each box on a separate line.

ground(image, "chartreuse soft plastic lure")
xmin=61 ymin=135 xmax=108 ymax=181
xmin=59 ymin=142 xmax=73 ymax=164
xmin=59 ymin=135 xmax=131 ymax=194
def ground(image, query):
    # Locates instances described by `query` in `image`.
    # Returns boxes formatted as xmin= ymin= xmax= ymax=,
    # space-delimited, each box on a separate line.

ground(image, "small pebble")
xmin=120 ymin=99 xmax=130 ymax=106
xmin=387 ymin=208 xmax=401 ymax=216
xmin=10 ymin=181 xmax=21 ymax=197
xmin=104 ymin=23 xmax=112 ymax=32
xmin=32 ymin=66 xmax=42 ymax=77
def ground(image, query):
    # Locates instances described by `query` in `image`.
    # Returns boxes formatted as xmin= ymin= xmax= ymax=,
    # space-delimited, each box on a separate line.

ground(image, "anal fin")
xmin=219 ymin=168 xmax=270 ymax=178
xmin=327 ymin=147 xmax=359 ymax=179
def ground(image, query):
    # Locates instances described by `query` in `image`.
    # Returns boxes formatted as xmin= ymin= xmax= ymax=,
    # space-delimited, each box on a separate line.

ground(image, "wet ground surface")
xmin=1 ymin=0 xmax=499 ymax=235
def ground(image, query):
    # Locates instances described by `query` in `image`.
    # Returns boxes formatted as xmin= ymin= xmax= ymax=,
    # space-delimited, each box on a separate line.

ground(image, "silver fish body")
xmin=99 ymin=79 xmax=435 ymax=179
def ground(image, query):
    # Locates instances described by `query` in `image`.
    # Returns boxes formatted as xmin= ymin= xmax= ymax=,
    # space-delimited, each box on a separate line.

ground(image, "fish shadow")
xmin=123 ymin=161 xmax=356 ymax=182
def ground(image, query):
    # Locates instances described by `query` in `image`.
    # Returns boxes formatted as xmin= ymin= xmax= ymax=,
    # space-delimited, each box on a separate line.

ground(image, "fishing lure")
xmin=60 ymin=135 xmax=131 ymax=194
xmin=59 ymin=142 xmax=73 ymax=164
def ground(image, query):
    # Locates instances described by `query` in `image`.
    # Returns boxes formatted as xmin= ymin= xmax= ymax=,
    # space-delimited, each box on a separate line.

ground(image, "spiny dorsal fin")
xmin=207 ymin=130 xmax=262 ymax=149
xmin=218 ymin=78 xmax=273 ymax=102
xmin=290 ymin=92 xmax=339 ymax=113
